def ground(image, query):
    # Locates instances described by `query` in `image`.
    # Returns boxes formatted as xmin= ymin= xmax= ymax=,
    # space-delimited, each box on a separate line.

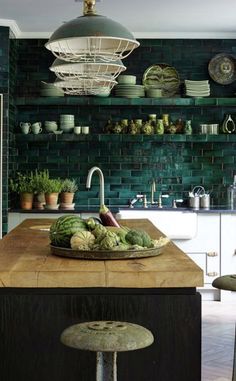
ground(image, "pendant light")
xmin=45 ymin=0 xmax=140 ymax=63
xmin=50 ymin=57 xmax=126 ymax=81
xmin=54 ymin=76 xmax=117 ymax=96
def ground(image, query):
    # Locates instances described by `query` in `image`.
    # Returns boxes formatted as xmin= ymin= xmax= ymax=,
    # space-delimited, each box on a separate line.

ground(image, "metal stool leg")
xmin=96 ymin=352 xmax=117 ymax=381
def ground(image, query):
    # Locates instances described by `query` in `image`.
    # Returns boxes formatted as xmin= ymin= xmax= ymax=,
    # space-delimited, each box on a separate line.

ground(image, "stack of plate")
xmin=185 ymin=80 xmax=210 ymax=97
xmin=114 ymin=84 xmax=145 ymax=98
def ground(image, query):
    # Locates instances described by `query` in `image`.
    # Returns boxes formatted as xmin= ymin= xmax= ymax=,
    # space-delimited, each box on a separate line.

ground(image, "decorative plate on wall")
xmin=208 ymin=53 xmax=236 ymax=85
xmin=142 ymin=63 xmax=180 ymax=97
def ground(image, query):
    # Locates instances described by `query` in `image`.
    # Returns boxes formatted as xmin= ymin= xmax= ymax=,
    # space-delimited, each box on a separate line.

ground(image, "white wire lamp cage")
xmin=50 ymin=57 xmax=126 ymax=81
xmin=45 ymin=0 xmax=140 ymax=63
xmin=54 ymin=76 xmax=117 ymax=96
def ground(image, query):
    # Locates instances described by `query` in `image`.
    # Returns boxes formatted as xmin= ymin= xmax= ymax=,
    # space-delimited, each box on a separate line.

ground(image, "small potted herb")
xmin=60 ymin=178 xmax=78 ymax=208
xmin=31 ymin=169 xmax=50 ymax=209
xmin=9 ymin=172 xmax=34 ymax=210
xmin=41 ymin=178 xmax=62 ymax=209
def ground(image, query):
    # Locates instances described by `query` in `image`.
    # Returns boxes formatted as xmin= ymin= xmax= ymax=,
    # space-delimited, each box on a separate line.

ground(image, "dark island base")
xmin=0 ymin=288 xmax=201 ymax=381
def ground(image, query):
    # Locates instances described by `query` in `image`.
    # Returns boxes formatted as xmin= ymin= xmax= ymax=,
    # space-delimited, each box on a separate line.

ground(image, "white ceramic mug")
xmin=74 ymin=126 xmax=81 ymax=135
xmin=20 ymin=122 xmax=31 ymax=134
xmin=82 ymin=126 xmax=89 ymax=134
xmin=32 ymin=122 xmax=42 ymax=134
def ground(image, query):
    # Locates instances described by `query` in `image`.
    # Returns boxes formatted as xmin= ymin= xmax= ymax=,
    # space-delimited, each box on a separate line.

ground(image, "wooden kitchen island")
xmin=0 ymin=218 xmax=203 ymax=381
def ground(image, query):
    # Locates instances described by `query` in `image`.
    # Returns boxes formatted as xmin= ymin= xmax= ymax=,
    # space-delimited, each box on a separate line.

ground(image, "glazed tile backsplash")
xmin=9 ymin=38 xmax=236 ymax=208
xmin=0 ymin=26 xmax=11 ymax=233
xmin=14 ymin=134 xmax=235 ymax=207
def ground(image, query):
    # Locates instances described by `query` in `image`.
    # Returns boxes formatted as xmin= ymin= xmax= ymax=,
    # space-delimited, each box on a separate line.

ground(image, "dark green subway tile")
xmin=214 ymin=156 xmax=234 ymax=164
xmin=182 ymin=176 xmax=203 ymax=184
xmin=99 ymin=134 xmax=122 ymax=142
xmin=222 ymin=164 xmax=236 ymax=170
xmin=192 ymin=169 xmax=213 ymax=176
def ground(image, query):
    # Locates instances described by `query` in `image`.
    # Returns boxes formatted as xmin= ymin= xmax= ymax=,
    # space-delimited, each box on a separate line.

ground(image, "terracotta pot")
xmin=60 ymin=192 xmax=74 ymax=204
xmin=45 ymin=192 xmax=59 ymax=206
xmin=20 ymin=192 xmax=34 ymax=210
xmin=33 ymin=193 xmax=46 ymax=210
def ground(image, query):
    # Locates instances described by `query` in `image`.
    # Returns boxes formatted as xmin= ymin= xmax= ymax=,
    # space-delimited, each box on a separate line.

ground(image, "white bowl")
xmin=117 ymin=75 xmax=136 ymax=85
xmin=45 ymin=125 xmax=58 ymax=132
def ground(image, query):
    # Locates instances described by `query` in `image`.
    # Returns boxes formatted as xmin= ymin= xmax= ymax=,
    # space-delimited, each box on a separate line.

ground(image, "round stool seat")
xmin=61 ymin=320 xmax=154 ymax=352
xmin=212 ymin=274 xmax=236 ymax=291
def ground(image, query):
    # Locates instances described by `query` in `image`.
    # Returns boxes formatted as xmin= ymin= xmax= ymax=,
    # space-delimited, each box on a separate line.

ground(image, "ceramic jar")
xmin=128 ymin=120 xmax=139 ymax=134
xmin=162 ymin=114 xmax=170 ymax=132
xmin=184 ymin=120 xmax=192 ymax=135
xmin=134 ymin=119 xmax=143 ymax=133
xmin=141 ymin=121 xmax=153 ymax=135
xmin=156 ymin=119 xmax=164 ymax=134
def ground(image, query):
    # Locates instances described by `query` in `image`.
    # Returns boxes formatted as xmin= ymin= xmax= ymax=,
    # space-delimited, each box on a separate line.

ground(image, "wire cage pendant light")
xmin=50 ymin=57 xmax=126 ymax=81
xmin=45 ymin=0 xmax=140 ymax=63
xmin=54 ymin=76 xmax=117 ymax=96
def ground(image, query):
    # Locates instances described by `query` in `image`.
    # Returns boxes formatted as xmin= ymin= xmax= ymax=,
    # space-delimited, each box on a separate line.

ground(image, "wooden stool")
xmin=61 ymin=320 xmax=154 ymax=381
xmin=212 ymin=275 xmax=236 ymax=381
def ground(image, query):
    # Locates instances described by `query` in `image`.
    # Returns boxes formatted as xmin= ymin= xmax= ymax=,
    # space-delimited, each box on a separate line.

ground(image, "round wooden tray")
xmin=50 ymin=244 xmax=166 ymax=260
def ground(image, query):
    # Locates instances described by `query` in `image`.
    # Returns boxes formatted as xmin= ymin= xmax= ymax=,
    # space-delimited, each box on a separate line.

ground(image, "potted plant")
xmin=60 ymin=178 xmax=78 ymax=209
xmin=9 ymin=172 xmax=34 ymax=210
xmin=32 ymin=169 xmax=50 ymax=209
xmin=42 ymin=178 xmax=62 ymax=209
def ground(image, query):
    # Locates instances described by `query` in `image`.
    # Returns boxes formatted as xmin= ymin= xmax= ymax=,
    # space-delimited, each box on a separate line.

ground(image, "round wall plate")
xmin=208 ymin=53 xmax=236 ymax=85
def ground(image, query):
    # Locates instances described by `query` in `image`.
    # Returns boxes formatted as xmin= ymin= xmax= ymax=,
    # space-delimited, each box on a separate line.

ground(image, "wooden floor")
xmin=202 ymin=301 xmax=236 ymax=381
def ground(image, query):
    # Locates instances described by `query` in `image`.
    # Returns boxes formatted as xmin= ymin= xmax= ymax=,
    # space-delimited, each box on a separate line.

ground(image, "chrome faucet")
xmin=151 ymin=180 xmax=157 ymax=204
xmin=129 ymin=194 xmax=148 ymax=208
xmin=86 ymin=166 xmax=105 ymax=206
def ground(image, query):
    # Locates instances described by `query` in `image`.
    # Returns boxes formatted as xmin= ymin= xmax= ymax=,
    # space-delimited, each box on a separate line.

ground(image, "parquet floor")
xmin=202 ymin=301 xmax=236 ymax=381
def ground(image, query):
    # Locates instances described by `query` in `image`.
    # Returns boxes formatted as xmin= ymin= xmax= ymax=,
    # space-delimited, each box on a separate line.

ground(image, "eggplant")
xmin=99 ymin=204 xmax=120 ymax=227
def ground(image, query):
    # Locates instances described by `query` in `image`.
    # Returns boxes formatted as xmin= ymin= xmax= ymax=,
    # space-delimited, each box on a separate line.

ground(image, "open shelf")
xmin=15 ymin=97 xmax=236 ymax=107
xmin=14 ymin=133 xmax=236 ymax=143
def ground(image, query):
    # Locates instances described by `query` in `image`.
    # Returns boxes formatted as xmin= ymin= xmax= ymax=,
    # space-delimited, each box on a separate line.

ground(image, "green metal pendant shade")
xmin=45 ymin=12 xmax=139 ymax=62
xmin=48 ymin=14 xmax=136 ymax=42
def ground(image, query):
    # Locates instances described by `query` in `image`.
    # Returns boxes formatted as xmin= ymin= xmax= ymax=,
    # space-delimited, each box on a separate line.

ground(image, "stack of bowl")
xmin=114 ymin=75 xmax=145 ymax=98
xmin=40 ymin=82 xmax=64 ymax=97
xmin=60 ymin=115 xmax=75 ymax=132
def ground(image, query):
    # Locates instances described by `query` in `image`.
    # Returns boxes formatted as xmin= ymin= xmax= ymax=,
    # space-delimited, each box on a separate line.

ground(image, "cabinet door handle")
xmin=207 ymin=252 xmax=218 ymax=257
xmin=207 ymin=272 xmax=218 ymax=277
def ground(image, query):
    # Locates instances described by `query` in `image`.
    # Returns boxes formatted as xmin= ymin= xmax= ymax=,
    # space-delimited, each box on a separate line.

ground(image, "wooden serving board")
xmin=50 ymin=244 xmax=165 ymax=260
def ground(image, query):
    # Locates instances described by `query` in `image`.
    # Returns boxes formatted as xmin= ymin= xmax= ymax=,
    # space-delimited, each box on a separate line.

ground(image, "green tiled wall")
xmin=12 ymin=39 xmax=236 ymax=207
xmin=14 ymin=134 xmax=235 ymax=207
xmin=0 ymin=27 xmax=11 ymax=233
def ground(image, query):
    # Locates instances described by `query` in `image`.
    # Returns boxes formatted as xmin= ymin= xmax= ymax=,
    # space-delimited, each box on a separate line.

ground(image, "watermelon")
xmin=50 ymin=215 xmax=88 ymax=248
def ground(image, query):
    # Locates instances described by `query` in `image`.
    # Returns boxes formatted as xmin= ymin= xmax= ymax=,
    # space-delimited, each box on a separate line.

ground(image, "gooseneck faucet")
xmin=86 ymin=166 xmax=105 ymax=206
xmin=151 ymin=180 xmax=156 ymax=204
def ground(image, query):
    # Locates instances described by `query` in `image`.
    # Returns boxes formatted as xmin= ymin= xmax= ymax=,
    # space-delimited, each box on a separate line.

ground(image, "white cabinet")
xmin=220 ymin=214 xmax=236 ymax=302
xmin=8 ymin=212 xmax=100 ymax=232
xmin=172 ymin=214 xmax=220 ymax=301
xmin=8 ymin=212 xmax=82 ymax=232
xmin=117 ymin=210 xmax=221 ymax=300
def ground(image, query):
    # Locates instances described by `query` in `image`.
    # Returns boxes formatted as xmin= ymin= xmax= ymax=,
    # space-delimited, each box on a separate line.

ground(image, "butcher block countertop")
xmin=0 ymin=218 xmax=203 ymax=288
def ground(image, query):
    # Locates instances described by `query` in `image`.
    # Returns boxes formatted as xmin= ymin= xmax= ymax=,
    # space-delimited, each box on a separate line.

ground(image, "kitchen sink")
xmin=116 ymin=209 xmax=197 ymax=239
